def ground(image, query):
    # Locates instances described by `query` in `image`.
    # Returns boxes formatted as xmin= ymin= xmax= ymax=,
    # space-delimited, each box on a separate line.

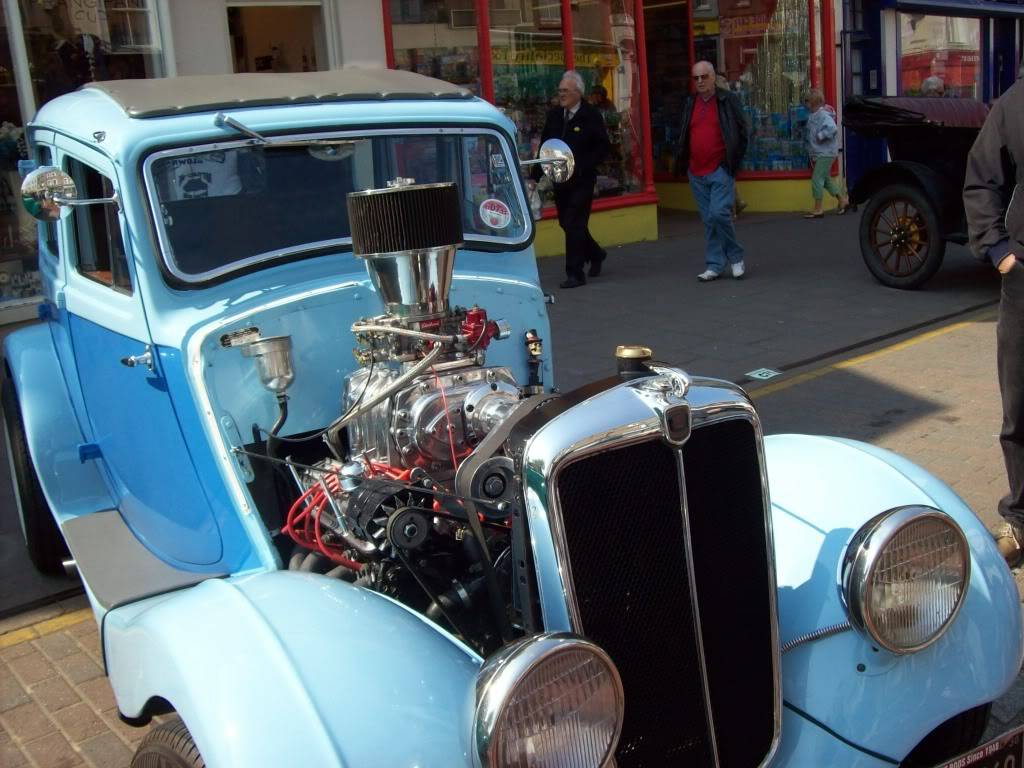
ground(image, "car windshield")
xmin=145 ymin=129 xmax=529 ymax=283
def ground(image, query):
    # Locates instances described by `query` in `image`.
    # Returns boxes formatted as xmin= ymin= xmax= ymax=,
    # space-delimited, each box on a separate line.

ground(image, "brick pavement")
xmin=0 ymin=598 xmax=160 ymax=768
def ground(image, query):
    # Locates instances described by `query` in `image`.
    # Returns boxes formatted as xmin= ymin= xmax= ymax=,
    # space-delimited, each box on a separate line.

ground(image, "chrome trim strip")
xmin=142 ymin=126 xmax=532 ymax=284
xmin=674 ymin=448 xmax=722 ymax=768
xmin=521 ymin=372 xmax=783 ymax=767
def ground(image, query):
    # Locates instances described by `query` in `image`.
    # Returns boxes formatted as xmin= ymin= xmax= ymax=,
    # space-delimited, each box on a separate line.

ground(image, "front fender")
xmin=850 ymin=161 xmax=963 ymax=235
xmin=104 ymin=570 xmax=482 ymax=768
xmin=3 ymin=322 xmax=113 ymax=520
xmin=766 ymin=434 xmax=1023 ymax=761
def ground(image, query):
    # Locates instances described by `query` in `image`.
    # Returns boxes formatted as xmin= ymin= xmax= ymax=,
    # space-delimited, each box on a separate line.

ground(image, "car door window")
xmin=66 ymin=157 xmax=131 ymax=294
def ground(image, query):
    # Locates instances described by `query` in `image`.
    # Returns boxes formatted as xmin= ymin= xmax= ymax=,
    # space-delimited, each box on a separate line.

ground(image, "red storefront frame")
xmin=383 ymin=0 xmax=835 ymax=208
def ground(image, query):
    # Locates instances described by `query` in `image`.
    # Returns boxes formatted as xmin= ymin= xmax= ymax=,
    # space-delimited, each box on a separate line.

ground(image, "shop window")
xmin=66 ymin=157 xmax=131 ymax=294
xmin=18 ymin=0 xmax=164 ymax=107
xmin=570 ymin=0 xmax=645 ymax=197
xmin=490 ymin=1 xmax=566 ymax=169
xmin=390 ymin=0 xmax=481 ymax=94
xmin=644 ymin=1 xmax=692 ymax=174
xmin=228 ymin=4 xmax=327 ymax=73
xmin=715 ymin=0 xmax=812 ymax=171
xmin=898 ymin=14 xmax=980 ymax=99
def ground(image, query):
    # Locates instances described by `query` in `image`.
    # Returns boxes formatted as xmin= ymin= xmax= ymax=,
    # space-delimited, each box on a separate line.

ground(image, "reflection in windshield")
xmin=147 ymin=131 xmax=527 ymax=281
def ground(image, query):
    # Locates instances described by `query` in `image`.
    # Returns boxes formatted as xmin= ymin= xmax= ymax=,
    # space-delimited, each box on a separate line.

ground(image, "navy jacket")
xmin=534 ymin=100 xmax=610 ymax=189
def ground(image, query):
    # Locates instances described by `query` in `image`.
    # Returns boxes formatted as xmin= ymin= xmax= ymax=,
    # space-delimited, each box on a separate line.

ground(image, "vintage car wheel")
xmin=131 ymin=717 xmax=205 ymax=768
xmin=1 ymin=375 xmax=69 ymax=575
xmin=859 ymin=183 xmax=945 ymax=289
xmin=900 ymin=702 xmax=991 ymax=767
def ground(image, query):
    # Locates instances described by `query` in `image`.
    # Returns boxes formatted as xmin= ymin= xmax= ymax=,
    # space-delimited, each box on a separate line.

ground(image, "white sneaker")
xmin=697 ymin=269 xmax=720 ymax=282
xmin=731 ymin=261 xmax=746 ymax=279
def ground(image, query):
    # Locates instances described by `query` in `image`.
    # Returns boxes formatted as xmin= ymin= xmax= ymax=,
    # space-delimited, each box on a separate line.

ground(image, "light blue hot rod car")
xmin=5 ymin=68 xmax=1022 ymax=768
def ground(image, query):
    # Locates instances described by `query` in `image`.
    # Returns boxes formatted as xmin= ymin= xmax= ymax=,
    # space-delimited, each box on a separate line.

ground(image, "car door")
xmin=54 ymin=140 xmax=223 ymax=567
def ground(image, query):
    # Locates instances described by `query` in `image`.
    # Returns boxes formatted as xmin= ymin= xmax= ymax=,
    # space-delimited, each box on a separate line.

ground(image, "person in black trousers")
xmin=964 ymin=78 xmax=1024 ymax=566
xmin=533 ymin=70 xmax=610 ymax=289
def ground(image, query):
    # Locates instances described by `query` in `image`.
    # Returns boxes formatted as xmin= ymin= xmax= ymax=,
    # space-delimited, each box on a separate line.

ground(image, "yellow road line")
xmin=0 ymin=607 xmax=92 ymax=648
xmin=751 ymin=309 xmax=998 ymax=400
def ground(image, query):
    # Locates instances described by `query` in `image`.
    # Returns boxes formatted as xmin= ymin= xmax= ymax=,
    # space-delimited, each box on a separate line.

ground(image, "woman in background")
xmin=803 ymin=88 xmax=849 ymax=218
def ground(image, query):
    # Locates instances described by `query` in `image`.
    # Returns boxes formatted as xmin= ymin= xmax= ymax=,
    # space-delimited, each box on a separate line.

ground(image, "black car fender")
xmin=851 ymin=161 xmax=966 ymax=239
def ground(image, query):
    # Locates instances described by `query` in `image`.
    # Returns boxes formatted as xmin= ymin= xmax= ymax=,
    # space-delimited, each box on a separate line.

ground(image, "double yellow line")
xmin=750 ymin=310 xmax=997 ymax=400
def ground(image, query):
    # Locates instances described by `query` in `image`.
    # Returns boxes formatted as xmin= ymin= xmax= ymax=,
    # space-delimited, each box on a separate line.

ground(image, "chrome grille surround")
xmin=520 ymin=372 xmax=782 ymax=768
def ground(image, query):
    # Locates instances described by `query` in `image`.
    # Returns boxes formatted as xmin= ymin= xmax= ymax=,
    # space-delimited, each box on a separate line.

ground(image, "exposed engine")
xmin=243 ymin=181 xmax=554 ymax=653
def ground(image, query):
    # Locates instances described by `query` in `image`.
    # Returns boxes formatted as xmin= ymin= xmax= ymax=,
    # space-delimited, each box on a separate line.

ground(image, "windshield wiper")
xmin=214 ymin=113 xmax=268 ymax=143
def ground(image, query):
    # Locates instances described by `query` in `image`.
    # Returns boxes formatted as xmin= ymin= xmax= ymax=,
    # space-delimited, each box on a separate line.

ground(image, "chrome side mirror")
xmin=21 ymin=166 xmax=77 ymax=221
xmin=21 ymin=165 xmax=120 ymax=222
xmin=520 ymin=138 xmax=575 ymax=184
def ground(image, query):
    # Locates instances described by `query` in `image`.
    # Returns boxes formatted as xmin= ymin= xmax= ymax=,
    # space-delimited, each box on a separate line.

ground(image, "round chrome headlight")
xmin=474 ymin=633 xmax=624 ymax=768
xmin=842 ymin=505 xmax=970 ymax=654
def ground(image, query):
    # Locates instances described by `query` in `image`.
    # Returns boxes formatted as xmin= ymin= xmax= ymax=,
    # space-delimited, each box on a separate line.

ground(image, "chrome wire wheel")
xmin=859 ymin=183 xmax=945 ymax=289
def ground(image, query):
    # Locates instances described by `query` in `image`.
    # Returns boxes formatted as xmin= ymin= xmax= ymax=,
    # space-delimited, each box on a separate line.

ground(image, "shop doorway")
xmin=227 ymin=4 xmax=327 ymax=73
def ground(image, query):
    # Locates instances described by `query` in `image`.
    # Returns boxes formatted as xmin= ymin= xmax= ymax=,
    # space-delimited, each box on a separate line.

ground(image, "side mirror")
xmin=520 ymin=138 xmax=575 ymax=184
xmin=21 ymin=166 xmax=77 ymax=222
xmin=21 ymin=165 xmax=120 ymax=222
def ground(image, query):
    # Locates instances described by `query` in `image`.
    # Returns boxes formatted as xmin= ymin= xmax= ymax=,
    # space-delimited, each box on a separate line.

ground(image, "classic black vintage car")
xmin=845 ymin=96 xmax=988 ymax=288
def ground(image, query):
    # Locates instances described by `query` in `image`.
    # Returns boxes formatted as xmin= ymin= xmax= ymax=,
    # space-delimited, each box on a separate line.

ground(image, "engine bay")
xmin=223 ymin=181 xmax=561 ymax=654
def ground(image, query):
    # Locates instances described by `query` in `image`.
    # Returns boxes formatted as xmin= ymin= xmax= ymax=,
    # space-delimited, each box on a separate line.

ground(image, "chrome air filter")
xmin=347 ymin=182 xmax=463 ymax=320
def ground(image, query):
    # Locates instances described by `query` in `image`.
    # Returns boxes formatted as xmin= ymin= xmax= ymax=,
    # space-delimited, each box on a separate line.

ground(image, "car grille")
xmin=554 ymin=417 xmax=776 ymax=767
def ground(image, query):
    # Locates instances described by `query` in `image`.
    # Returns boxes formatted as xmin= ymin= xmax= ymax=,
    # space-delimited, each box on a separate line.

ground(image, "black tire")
xmin=859 ymin=183 xmax=946 ymax=289
xmin=131 ymin=717 xmax=206 ymax=768
xmin=900 ymin=702 xmax=992 ymax=767
xmin=1 ymin=374 xmax=69 ymax=574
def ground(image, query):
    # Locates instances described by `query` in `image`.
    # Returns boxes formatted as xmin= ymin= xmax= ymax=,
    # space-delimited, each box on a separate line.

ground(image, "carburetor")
xmin=326 ymin=181 xmax=521 ymax=474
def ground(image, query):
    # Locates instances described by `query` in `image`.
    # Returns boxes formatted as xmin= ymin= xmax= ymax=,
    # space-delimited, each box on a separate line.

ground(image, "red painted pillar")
xmin=562 ymin=0 xmax=575 ymax=69
xmin=381 ymin=0 xmax=395 ymax=68
xmin=478 ymin=0 xmax=494 ymax=101
xmin=634 ymin=0 xmax=656 ymax=193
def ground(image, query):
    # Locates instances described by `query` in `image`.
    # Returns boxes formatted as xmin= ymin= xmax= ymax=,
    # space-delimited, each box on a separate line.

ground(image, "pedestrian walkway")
xmin=0 ymin=597 xmax=159 ymax=768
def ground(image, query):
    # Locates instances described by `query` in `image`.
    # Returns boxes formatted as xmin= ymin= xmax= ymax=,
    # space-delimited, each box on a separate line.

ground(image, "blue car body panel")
xmin=3 ymin=322 xmax=113 ymax=520
xmin=104 ymin=571 xmax=480 ymax=768
xmin=770 ymin=705 xmax=897 ymax=767
xmin=765 ymin=433 xmax=1023 ymax=761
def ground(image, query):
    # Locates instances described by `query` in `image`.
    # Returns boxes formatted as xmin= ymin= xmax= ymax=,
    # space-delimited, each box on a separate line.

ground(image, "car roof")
xmin=82 ymin=69 xmax=474 ymax=119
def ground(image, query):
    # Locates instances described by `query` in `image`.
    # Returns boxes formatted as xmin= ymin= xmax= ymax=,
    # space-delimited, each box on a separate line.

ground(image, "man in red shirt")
xmin=676 ymin=61 xmax=749 ymax=281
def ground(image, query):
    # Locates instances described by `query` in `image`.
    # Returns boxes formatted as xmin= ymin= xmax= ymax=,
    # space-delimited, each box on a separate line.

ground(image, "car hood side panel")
xmin=766 ymin=434 xmax=1023 ymax=760
xmin=104 ymin=571 xmax=480 ymax=768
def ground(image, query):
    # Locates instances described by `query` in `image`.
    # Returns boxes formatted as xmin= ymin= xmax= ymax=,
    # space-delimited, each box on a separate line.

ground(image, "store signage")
xmin=692 ymin=20 xmax=721 ymax=36
xmin=490 ymin=46 xmax=618 ymax=68
xmin=720 ymin=14 xmax=782 ymax=39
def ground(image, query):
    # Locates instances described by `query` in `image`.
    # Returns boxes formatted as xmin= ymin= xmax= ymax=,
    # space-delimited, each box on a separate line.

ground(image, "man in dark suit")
xmin=533 ymin=70 xmax=610 ymax=289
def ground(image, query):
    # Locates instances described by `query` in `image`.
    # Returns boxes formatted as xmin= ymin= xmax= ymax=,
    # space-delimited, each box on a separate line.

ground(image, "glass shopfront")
xmin=898 ymin=13 xmax=981 ymax=98
xmin=0 ymin=0 xmax=166 ymax=318
xmin=387 ymin=0 xmax=650 ymax=209
xmin=646 ymin=0 xmax=827 ymax=176
xmin=390 ymin=0 xmax=481 ymax=94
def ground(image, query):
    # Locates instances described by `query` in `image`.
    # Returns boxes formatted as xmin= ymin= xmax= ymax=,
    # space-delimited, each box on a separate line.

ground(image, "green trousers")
xmin=811 ymin=155 xmax=843 ymax=201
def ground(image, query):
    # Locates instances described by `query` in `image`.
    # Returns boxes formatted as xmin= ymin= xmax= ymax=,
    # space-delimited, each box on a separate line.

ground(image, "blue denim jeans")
xmin=689 ymin=166 xmax=744 ymax=273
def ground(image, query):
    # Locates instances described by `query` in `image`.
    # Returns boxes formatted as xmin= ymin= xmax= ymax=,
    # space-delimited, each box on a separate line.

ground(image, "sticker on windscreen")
xmin=480 ymin=198 xmax=512 ymax=229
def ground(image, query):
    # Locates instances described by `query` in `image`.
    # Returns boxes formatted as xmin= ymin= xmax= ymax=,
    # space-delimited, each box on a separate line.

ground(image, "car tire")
xmin=130 ymin=717 xmax=206 ymax=768
xmin=1 ymin=374 xmax=69 ymax=575
xmin=900 ymin=702 xmax=992 ymax=767
xmin=859 ymin=183 xmax=946 ymax=289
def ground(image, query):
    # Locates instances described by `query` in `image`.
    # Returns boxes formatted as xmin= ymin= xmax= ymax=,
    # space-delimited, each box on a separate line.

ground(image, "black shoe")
xmin=588 ymin=251 xmax=606 ymax=277
xmin=559 ymin=276 xmax=586 ymax=289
